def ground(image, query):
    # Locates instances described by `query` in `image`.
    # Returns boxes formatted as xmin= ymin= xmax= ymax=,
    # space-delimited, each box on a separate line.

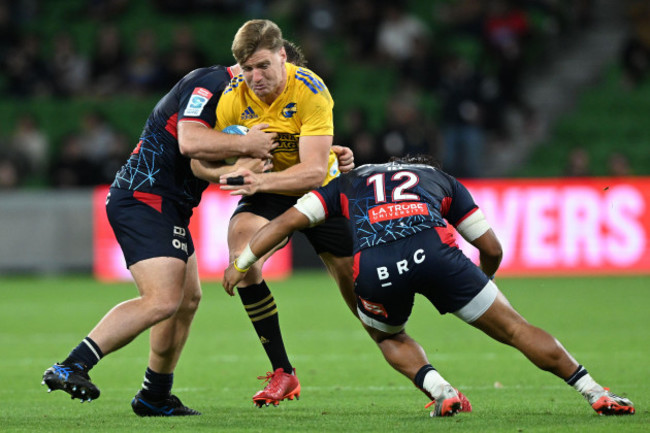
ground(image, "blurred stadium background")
xmin=1 ymin=2 xmax=649 ymax=431
xmin=0 ymin=0 xmax=649 ymax=275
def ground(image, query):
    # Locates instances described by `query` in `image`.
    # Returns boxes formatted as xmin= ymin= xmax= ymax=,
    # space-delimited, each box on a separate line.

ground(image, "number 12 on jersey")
xmin=367 ymin=171 xmax=420 ymax=203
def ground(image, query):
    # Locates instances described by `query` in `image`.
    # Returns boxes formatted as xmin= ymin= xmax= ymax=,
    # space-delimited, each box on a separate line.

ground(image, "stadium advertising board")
xmin=92 ymin=186 xmax=292 ymax=282
xmin=457 ymin=177 xmax=650 ymax=275
xmin=93 ymin=178 xmax=650 ymax=280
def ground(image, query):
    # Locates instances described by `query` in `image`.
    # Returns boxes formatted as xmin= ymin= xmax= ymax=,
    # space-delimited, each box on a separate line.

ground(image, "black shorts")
xmin=354 ymin=228 xmax=491 ymax=332
xmin=106 ymin=188 xmax=195 ymax=267
xmin=232 ymin=192 xmax=353 ymax=257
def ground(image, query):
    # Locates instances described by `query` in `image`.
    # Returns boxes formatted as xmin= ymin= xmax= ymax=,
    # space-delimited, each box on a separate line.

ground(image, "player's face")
xmin=240 ymin=47 xmax=287 ymax=103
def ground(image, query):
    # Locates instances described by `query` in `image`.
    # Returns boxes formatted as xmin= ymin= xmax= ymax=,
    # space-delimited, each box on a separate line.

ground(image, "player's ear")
xmin=278 ymin=46 xmax=287 ymax=63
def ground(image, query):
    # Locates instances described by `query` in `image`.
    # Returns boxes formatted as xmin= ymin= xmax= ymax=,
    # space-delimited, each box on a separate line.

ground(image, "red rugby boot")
xmin=587 ymin=387 xmax=635 ymax=415
xmin=252 ymin=368 xmax=300 ymax=407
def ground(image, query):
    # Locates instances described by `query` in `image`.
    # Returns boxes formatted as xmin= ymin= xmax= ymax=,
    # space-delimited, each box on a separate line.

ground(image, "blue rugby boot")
xmin=42 ymin=362 xmax=100 ymax=402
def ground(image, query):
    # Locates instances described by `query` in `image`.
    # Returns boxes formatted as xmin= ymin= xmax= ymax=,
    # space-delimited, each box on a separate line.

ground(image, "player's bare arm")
xmin=191 ymin=157 xmax=271 ymax=183
xmin=454 ymin=207 xmax=502 ymax=278
xmin=222 ymin=207 xmax=310 ymax=295
xmin=178 ymin=121 xmax=277 ymax=160
xmin=219 ymin=135 xmax=332 ymax=195
xmin=470 ymin=229 xmax=503 ymax=278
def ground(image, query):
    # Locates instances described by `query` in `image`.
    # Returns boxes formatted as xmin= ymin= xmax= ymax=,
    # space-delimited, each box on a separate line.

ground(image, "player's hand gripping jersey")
xmin=216 ymin=63 xmax=339 ymax=195
xmin=112 ymin=66 xmax=234 ymax=212
xmin=296 ymin=161 xmax=485 ymax=255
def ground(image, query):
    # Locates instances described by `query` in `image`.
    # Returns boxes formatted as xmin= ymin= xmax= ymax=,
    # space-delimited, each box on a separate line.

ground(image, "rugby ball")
xmin=221 ymin=125 xmax=249 ymax=164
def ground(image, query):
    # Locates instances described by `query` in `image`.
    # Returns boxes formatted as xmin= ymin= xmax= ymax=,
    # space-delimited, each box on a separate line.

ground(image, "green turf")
xmin=0 ymin=273 xmax=648 ymax=432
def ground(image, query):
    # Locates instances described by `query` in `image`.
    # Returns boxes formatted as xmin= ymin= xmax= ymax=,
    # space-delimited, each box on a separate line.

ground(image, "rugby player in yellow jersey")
xmin=191 ymin=20 xmax=357 ymax=408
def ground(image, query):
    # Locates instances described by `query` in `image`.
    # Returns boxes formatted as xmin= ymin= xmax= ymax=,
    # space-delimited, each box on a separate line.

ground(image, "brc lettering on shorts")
xmin=368 ymin=202 xmax=428 ymax=223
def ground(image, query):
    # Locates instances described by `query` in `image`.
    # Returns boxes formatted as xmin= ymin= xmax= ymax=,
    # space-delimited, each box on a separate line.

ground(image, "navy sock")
xmin=238 ymin=281 xmax=292 ymax=374
xmin=565 ymin=365 xmax=588 ymax=385
xmin=141 ymin=367 xmax=173 ymax=401
xmin=414 ymin=364 xmax=436 ymax=389
xmin=63 ymin=337 xmax=103 ymax=370
xmin=414 ymin=364 xmax=436 ymax=400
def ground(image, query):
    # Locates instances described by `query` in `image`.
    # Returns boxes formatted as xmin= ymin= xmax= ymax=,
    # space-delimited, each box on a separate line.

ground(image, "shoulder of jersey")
xmin=294 ymin=67 xmax=328 ymax=95
xmin=223 ymin=74 xmax=246 ymax=95
xmin=180 ymin=66 xmax=227 ymax=89
xmin=184 ymin=65 xmax=218 ymax=80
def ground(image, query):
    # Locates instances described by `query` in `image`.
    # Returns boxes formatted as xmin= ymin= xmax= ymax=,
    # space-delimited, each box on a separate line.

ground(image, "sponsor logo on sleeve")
xmin=183 ymin=87 xmax=213 ymax=117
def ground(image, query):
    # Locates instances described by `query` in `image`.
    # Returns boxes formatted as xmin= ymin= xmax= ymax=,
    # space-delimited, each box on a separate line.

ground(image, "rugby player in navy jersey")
xmin=222 ymin=154 xmax=635 ymax=417
xmin=42 ymin=40 xmax=355 ymax=416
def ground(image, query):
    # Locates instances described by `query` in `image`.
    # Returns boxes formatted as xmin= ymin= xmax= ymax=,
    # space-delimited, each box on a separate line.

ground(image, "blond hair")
xmin=232 ymin=19 xmax=284 ymax=64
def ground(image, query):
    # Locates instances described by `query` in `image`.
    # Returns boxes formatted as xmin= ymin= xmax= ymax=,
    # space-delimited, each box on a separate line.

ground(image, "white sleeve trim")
xmin=456 ymin=209 xmax=490 ymax=242
xmin=294 ymin=192 xmax=327 ymax=227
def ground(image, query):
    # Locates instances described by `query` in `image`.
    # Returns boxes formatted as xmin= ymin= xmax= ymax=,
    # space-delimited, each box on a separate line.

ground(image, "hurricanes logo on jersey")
xmin=281 ymin=102 xmax=297 ymax=118
xmin=241 ymin=106 xmax=258 ymax=120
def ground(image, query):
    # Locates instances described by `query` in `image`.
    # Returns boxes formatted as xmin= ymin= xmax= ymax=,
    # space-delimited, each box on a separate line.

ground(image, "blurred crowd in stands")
xmin=0 ymin=0 xmax=642 ymax=189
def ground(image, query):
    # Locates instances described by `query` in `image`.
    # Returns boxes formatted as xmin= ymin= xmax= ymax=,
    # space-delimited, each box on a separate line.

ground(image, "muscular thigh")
xmin=129 ymin=256 xmax=187 ymax=301
xmin=469 ymin=290 xmax=528 ymax=343
xmin=106 ymin=188 xmax=194 ymax=267
xmin=228 ymin=199 xmax=288 ymax=285
xmin=228 ymin=193 xmax=294 ymax=255
xmin=227 ymin=212 xmax=271 ymax=256
xmin=319 ymin=252 xmax=356 ymax=315
xmin=182 ymin=253 xmax=202 ymax=301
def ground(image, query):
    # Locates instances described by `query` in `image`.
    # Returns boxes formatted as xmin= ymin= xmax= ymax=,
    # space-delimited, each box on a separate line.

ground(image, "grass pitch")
xmin=0 ymin=272 xmax=648 ymax=432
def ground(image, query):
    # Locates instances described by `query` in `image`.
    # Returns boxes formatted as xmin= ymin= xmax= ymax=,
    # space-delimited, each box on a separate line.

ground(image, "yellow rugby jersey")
xmin=216 ymin=63 xmax=339 ymax=195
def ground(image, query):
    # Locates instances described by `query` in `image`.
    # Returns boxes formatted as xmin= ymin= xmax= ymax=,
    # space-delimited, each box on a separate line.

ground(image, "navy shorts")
xmin=354 ymin=228 xmax=492 ymax=332
xmin=106 ymin=188 xmax=195 ymax=267
xmin=232 ymin=192 xmax=353 ymax=257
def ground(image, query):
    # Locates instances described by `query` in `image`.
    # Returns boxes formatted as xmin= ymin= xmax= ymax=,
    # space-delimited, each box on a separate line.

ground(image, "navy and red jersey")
xmin=312 ymin=162 xmax=479 ymax=254
xmin=111 ymin=65 xmax=234 ymax=214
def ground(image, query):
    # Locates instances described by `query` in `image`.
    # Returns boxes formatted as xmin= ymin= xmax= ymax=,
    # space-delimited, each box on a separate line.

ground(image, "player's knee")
xmin=180 ymin=290 xmax=202 ymax=315
xmin=147 ymin=296 xmax=183 ymax=323
xmin=364 ymin=324 xmax=399 ymax=344
xmin=189 ymin=290 xmax=202 ymax=310
xmin=490 ymin=319 xmax=526 ymax=346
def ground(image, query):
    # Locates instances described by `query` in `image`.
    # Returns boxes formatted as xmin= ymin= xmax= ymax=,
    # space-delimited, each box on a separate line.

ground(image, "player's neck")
xmin=230 ymin=64 xmax=241 ymax=76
